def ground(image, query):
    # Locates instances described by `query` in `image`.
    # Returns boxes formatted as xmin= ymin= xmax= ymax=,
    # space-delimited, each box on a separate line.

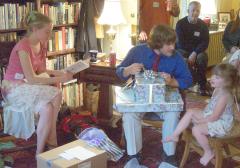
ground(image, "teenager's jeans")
xmin=122 ymin=112 xmax=180 ymax=156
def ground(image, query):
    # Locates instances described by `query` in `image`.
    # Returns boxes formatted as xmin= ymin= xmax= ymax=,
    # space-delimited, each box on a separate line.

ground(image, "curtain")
xmin=75 ymin=0 xmax=104 ymax=54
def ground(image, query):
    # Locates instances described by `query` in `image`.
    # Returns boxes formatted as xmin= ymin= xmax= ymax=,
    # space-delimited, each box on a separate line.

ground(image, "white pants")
xmin=122 ymin=112 xmax=180 ymax=156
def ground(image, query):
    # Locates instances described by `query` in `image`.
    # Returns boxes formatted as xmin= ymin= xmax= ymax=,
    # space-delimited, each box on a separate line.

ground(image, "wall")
xmin=231 ymin=0 xmax=239 ymax=13
xmin=218 ymin=0 xmax=232 ymax=12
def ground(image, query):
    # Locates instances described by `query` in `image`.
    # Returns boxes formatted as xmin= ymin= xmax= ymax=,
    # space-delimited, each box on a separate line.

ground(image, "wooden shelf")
xmin=41 ymin=0 xmax=80 ymax=3
xmin=53 ymin=23 xmax=78 ymax=28
xmin=47 ymin=48 xmax=76 ymax=57
xmin=0 ymin=27 xmax=26 ymax=34
xmin=0 ymin=0 xmax=34 ymax=3
xmin=0 ymin=23 xmax=77 ymax=33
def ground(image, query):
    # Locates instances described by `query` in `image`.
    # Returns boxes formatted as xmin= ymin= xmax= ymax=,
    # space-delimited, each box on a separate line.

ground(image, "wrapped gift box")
xmin=114 ymin=87 xmax=183 ymax=113
xmin=114 ymin=71 xmax=183 ymax=113
xmin=132 ymin=71 xmax=166 ymax=103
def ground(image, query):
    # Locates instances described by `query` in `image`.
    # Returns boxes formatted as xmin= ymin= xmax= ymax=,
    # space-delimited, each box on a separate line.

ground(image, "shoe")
xmin=199 ymin=89 xmax=208 ymax=96
xmin=161 ymin=152 xmax=178 ymax=167
xmin=126 ymin=153 xmax=142 ymax=163
xmin=199 ymin=88 xmax=212 ymax=96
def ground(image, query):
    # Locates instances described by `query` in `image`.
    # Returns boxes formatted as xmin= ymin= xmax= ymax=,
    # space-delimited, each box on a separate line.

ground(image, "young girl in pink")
xmin=1 ymin=11 xmax=73 ymax=155
xmin=164 ymin=63 xmax=240 ymax=166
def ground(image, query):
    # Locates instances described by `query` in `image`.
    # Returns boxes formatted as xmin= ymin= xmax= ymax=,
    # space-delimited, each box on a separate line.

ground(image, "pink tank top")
xmin=4 ymin=38 xmax=47 ymax=81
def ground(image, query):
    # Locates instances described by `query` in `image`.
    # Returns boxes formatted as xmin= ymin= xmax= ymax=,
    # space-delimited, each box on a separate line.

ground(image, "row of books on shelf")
xmin=0 ymin=2 xmax=35 ymax=30
xmin=48 ymin=27 xmax=76 ymax=52
xmin=0 ymin=1 xmax=81 ymax=30
xmin=46 ymin=53 xmax=77 ymax=71
xmin=0 ymin=32 xmax=18 ymax=42
xmin=41 ymin=2 xmax=81 ymax=25
xmin=62 ymin=82 xmax=83 ymax=108
xmin=0 ymin=26 xmax=76 ymax=53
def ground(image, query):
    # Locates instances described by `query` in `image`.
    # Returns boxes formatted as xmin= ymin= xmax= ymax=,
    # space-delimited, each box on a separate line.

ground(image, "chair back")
xmin=0 ymin=41 xmax=16 ymax=70
xmin=0 ymin=41 xmax=16 ymax=106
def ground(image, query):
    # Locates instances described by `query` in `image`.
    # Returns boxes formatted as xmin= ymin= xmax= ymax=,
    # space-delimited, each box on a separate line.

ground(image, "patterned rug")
xmin=0 ymin=93 xmax=238 ymax=168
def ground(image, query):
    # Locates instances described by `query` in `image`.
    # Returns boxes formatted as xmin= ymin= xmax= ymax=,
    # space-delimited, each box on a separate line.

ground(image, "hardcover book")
xmin=64 ymin=59 xmax=89 ymax=74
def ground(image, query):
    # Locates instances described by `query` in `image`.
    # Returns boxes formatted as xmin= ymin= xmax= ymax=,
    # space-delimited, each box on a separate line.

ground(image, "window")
xmin=180 ymin=0 xmax=217 ymax=20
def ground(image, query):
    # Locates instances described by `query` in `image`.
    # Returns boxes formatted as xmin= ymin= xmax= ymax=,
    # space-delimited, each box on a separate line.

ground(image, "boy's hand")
xmin=160 ymin=72 xmax=172 ymax=85
xmin=124 ymin=63 xmax=144 ymax=76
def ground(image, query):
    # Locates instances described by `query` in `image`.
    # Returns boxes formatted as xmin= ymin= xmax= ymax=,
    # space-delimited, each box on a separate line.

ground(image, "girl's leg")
xmin=36 ymin=102 xmax=54 ymax=155
xmin=47 ymin=92 xmax=62 ymax=147
xmin=192 ymin=124 xmax=214 ymax=166
xmin=164 ymin=108 xmax=202 ymax=142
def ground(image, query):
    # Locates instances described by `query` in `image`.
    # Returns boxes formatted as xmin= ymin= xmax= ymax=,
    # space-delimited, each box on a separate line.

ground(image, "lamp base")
xmin=106 ymin=26 xmax=117 ymax=41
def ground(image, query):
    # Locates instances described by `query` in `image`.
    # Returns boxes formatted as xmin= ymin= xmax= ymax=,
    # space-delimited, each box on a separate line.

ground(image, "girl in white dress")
xmin=1 ymin=11 xmax=73 ymax=155
xmin=164 ymin=63 xmax=240 ymax=166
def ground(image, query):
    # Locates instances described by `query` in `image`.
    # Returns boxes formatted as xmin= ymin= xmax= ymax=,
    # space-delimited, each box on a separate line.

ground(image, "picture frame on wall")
xmin=218 ymin=12 xmax=231 ymax=24
xmin=218 ymin=12 xmax=231 ymax=30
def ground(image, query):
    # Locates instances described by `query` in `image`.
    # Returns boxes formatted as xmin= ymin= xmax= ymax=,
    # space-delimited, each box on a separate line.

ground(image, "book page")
xmin=64 ymin=59 xmax=90 ymax=74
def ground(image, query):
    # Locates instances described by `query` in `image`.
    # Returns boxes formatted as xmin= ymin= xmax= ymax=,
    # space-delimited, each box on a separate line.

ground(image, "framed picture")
xmin=218 ymin=12 xmax=231 ymax=23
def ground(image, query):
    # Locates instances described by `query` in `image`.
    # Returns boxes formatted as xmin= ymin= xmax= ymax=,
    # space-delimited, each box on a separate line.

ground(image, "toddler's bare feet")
xmin=163 ymin=135 xmax=179 ymax=143
xmin=200 ymin=150 xmax=214 ymax=166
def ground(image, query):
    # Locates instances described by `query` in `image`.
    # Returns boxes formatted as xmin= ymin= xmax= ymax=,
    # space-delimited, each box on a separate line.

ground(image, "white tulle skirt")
xmin=1 ymin=80 xmax=61 ymax=139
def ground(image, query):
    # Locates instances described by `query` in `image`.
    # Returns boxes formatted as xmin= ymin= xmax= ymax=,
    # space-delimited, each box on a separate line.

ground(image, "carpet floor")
xmin=0 ymin=92 xmax=239 ymax=168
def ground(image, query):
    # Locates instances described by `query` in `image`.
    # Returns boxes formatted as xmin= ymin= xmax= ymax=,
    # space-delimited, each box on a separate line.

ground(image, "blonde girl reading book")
xmin=1 ymin=11 xmax=73 ymax=155
xmin=164 ymin=63 xmax=240 ymax=166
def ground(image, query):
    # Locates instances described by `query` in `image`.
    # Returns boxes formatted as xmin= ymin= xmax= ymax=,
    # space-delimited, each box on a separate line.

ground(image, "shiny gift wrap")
xmin=132 ymin=71 xmax=166 ymax=103
xmin=114 ymin=71 xmax=183 ymax=113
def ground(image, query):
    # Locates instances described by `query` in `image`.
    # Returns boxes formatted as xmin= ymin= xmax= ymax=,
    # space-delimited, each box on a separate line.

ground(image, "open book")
xmin=64 ymin=59 xmax=90 ymax=74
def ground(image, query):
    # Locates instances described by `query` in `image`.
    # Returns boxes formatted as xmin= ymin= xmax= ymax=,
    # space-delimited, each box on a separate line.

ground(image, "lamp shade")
xmin=98 ymin=0 xmax=126 ymax=25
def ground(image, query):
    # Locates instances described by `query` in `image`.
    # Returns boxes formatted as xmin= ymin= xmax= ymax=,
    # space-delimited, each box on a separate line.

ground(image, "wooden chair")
xmin=180 ymin=120 xmax=240 ymax=168
xmin=0 ymin=41 xmax=16 ymax=131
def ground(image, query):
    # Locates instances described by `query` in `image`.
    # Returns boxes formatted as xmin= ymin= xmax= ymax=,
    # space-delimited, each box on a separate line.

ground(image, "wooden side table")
xmin=78 ymin=61 xmax=125 ymax=123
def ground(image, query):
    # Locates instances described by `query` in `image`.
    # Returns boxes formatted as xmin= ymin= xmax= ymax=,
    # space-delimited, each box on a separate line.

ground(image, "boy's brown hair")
xmin=148 ymin=24 xmax=176 ymax=49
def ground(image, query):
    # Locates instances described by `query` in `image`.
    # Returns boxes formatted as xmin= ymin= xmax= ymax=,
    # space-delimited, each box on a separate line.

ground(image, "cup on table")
xmin=89 ymin=50 xmax=98 ymax=62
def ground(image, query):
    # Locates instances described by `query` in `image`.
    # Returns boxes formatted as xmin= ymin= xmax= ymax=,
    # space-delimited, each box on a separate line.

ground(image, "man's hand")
xmin=188 ymin=52 xmax=197 ymax=66
xmin=123 ymin=63 xmax=144 ymax=77
xmin=138 ymin=31 xmax=148 ymax=42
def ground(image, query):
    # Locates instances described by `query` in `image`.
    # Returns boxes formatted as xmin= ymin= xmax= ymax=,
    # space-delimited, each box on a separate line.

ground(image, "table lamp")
xmin=98 ymin=0 xmax=126 ymax=65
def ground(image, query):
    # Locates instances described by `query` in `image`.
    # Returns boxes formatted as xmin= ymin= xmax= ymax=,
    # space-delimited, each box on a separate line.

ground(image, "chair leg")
xmin=180 ymin=133 xmax=191 ymax=168
xmin=120 ymin=129 xmax=126 ymax=148
xmin=214 ymin=145 xmax=223 ymax=168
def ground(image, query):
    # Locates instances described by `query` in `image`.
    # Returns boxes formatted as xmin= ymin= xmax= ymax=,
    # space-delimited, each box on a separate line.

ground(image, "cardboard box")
xmin=37 ymin=140 xmax=107 ymax=168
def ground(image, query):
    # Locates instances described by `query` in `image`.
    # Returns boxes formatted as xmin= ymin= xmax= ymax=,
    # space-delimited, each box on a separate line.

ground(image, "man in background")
xmin=176 ymin=1 xmax=209 ymax=96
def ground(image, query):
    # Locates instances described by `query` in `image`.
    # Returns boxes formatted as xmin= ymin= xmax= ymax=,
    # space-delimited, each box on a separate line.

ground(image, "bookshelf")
xmin=0 ymin=0 xmax=83 ymax=108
